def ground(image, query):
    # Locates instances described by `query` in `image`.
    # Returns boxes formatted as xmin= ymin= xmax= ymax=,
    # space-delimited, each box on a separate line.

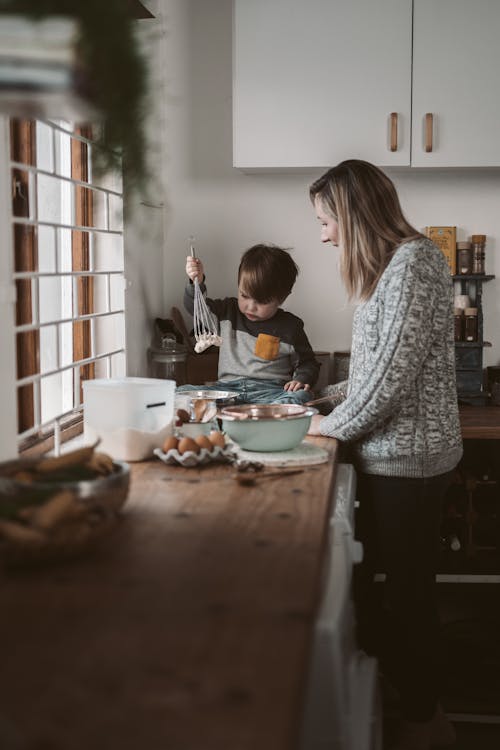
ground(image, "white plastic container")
xmin=83 ymin=377 xmax=175 ymax=461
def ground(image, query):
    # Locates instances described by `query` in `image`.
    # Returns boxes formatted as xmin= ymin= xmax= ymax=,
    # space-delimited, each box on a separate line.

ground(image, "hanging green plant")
xmin=0 ymin=0 xmax=150 ymax=190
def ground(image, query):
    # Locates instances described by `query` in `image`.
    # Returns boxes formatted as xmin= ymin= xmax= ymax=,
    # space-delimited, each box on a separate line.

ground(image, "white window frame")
xmin=9 ymin=117 xmax=126 ymax=454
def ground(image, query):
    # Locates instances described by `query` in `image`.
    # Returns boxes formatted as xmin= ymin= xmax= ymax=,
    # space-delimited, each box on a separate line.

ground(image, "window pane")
xmin=94 ymin=357 xmax=109 ymax=379
xmin=77 ymin=364 xmax=94 ymax=405
xmin=109 ymin=193 xmax=123 ymax=232
xmin=95 ymin=313 xmax=125 ymax=357
xmin=13 ymin=224 xmax=37 ymax=272
xmin=110 ymin=274 xmax=125 ymax=312
xmin=37 ymin=174 xmax=73 ymax=225
xmin=93 ymin=232 xmax=124 ymax=272
xmin=110 ymin=351 xmax=126 ymax=378
xmin=58 ymin=227 xmax=73 ymax=271
xmin=38 ymin=225 xmax=56 ymax=272
xmin=39 ymin=325 xmax=58 ymax=374
xmin=108 ymin=169 xmax=123 ymax=195
xmin=88 ymin=188 xmax=106 ymax=230
xmin=15 ymin=280 xmax=34 ymax=326
xmin=75 ymin=184 xmax=93 ymax=226
xmin=54 ymin=127 xmax=72 ymax=178
xmin=12 ymin=168 xmax=30 ymax=218
xmin=39 ymin=276 xmax=72 ymax=324
xmin=93 ymin=274 xmax=108 ymax=314
xmin=16 ymin=331 xmax=39 ymax=378
xmin=72 ymin=320 xmax=93 ymax=363
xmin=59 ymin=321 xmax=74 ymax=368
xmin=17 ymin=384 xmax=35 ymax=433
xmin=41 ymin=370 xmax=73 ymax=423
xmin=36 ymin=122 xmax=54 ymax=173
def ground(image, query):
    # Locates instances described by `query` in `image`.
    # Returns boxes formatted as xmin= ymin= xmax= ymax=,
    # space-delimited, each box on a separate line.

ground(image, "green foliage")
xmin=0 ymin=0 xmax=149 ymax=189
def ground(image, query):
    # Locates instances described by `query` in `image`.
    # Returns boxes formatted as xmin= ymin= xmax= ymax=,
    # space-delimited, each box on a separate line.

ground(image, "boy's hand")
xmin=186 ymin=255 xmax=204 ymax=283
xmin=283 ymin=380 xmax=310 ymax=392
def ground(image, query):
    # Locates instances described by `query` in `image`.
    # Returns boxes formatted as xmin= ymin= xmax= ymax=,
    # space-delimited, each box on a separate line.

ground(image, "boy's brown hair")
xmin=238 ymin=244 xmax=298 ymax=304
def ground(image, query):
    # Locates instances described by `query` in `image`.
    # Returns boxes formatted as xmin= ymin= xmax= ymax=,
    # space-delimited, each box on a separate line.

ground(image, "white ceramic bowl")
xmin=219 ymin=404 xmax=317 ymax=452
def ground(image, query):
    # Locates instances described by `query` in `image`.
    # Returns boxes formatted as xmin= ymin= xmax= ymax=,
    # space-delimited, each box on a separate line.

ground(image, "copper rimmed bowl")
xmin=219 ymin=404 xmax=317 ymax=452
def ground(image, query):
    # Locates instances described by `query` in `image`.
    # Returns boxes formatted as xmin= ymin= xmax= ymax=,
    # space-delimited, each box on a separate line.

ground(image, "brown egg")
xmin=194 ymin=434 xmax=212 ymax=451
xmin=208 ymin=430 xmax=225 ymax=448
xmin=177 ymin=437 xmax=200 ymax=455
xmin=162 ymin=435 xmax=179 ymax=453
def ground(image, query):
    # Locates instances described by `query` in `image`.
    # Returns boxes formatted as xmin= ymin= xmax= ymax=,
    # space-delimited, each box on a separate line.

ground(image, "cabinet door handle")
xmin=425 ymin=113 xmax=433 ymax=152
xmin=390 ymin=112 xmax=398 ymax=152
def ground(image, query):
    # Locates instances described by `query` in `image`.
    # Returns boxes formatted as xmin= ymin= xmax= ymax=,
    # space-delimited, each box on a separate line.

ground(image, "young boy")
xmin=183 ymin=244 xmax=319 ymax=404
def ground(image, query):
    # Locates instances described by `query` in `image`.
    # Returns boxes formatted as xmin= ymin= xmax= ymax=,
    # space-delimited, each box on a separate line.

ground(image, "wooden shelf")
xmin=454 ymin=275 xmax=493 ymax=401
xmin=452 ymin=274 xmax=495 ymax=281
xmin=455 ymin=341 xmax=492 ymax=348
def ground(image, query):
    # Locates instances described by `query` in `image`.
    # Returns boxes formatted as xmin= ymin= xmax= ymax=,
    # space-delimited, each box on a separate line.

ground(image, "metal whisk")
xmin=189 ymin=236 xmax=222 ymax=354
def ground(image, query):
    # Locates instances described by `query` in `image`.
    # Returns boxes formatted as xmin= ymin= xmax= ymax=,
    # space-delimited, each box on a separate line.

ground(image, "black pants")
xmin=353 ymin=471 xmax=453 ymax=722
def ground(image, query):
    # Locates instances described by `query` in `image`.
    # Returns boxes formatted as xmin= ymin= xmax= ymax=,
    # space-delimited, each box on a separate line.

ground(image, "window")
xmin=10 ymin=118 xmax=126 ymax=451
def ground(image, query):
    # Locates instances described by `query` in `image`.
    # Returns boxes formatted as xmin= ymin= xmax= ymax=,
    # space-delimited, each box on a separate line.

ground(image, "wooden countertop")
xmin=0 ymin=437 xmax=338 ymax=750
xmin=459 ymin=404 xmax=500 ymax=439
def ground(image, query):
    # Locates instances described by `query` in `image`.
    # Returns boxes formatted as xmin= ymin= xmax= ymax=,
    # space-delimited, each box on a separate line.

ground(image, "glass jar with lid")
xmin=148 ymin=335 xmax=188 ymax=385
xmin=456 ymin=241 xmax=472 ymax=275
xmin=464 ymin=308 xmax=478 ymax=342
xmin=471 ymin=234 xmax=486 ymax=275
xmin=453 ymin=308 xmax=464 ymax=342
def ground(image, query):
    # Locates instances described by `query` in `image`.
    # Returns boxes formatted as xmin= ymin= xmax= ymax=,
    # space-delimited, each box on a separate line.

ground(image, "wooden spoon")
xmin=192 ymin=398 xmax=217 ymax=423
xmin=304 ymin=394 xmax=338 ymax=407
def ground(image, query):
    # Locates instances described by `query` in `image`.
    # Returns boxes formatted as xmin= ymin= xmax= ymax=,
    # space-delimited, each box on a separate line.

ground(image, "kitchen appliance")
xmin=83 ymin=377 xmax=175 ymax=462
xmin=300 ymin=463 xmax=382 ymax=750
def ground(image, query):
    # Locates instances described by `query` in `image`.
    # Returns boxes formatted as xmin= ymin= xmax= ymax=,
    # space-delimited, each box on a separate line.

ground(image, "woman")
xmin=308 ymin=160 xmax=462 ymax=750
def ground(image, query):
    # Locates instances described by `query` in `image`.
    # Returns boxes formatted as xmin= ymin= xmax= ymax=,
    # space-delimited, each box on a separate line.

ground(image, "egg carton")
xmin=153 ymin=445 xmax=234 ymax=467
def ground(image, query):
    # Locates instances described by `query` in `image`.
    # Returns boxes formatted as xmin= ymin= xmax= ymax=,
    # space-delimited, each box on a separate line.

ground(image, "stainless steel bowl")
xmin=177 ymin=389 xmax=240 ymax=408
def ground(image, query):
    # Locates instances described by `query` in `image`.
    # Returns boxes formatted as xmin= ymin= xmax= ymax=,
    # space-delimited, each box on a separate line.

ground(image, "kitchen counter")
xmin=459 ymin=404 xmax=500 ymax=439
xmin=0 ymin=436 xmax=338 ymax=750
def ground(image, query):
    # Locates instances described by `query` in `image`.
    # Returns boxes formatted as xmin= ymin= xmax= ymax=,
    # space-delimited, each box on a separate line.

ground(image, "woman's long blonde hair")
xmin=309 ymin=160 xmax=423 ymax=300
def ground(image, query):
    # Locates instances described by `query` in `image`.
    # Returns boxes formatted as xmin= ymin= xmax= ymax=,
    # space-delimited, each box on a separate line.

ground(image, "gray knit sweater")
xmin=320 ymin=238 xmax=463 ymax=478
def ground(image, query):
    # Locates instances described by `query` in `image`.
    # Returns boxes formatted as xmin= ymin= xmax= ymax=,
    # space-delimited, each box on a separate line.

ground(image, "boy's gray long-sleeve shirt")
xmin=184 ymin=281 xmax=320 ymax=387
xmin=320 ymin=238 xmax=463 ymax=478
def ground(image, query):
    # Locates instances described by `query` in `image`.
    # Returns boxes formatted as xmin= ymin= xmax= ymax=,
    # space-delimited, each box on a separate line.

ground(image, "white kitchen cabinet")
xmin=412 ymin=0 xmax=500 ymax=167
xmin=233 ymin=0 xmax=500 ymax=170
xmin=233 ymin=0 xmax=412 ymax=169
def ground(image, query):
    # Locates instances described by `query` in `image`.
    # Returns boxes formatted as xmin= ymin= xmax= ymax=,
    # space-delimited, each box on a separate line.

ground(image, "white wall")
xmin=148 ymin=0 xmax=500 ymax=372
xmin=0 ymin=117 xmax=18 ymax=460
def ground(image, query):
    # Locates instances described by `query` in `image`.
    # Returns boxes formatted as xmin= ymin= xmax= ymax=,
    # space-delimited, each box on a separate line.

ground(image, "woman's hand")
xmin=283 ymin=380 xmax=310 ymax=392
xmin=307 ymin=413 xmax=324 ymax=435
xmin=186 ymin=256 xmax=204 ymax=283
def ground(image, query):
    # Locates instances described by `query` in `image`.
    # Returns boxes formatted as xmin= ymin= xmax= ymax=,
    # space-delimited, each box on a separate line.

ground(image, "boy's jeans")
xmin=177 ymin=377 xmax=312 ymax=405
